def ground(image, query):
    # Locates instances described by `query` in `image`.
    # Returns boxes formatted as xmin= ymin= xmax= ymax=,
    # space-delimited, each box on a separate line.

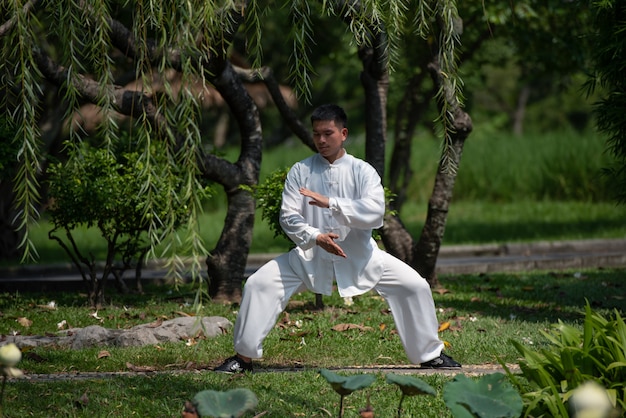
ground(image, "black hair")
xmin=310 ymin=104 xmax=348 ymax=129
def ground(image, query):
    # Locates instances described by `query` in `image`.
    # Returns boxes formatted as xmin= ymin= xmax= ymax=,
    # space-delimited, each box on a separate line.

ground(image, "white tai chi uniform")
xmin=233 ymin=152 xmax=444 ymax=364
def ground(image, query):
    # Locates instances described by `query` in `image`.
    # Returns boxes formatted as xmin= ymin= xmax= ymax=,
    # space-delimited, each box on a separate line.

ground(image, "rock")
xmin=115 ymin=327 xmax=161 ymax=347
xmin=155 ymin=316 xmax=232 ymax=339
xmin=1 ymin=316 xmax=232 ymax=350
xmin=71 ymin=325 xmax=116 ymax=350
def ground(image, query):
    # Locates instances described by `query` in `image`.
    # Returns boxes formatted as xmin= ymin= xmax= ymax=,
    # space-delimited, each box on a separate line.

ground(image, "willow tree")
xmin=585 ymin=0 xmax=626 ymax=204
xmin=1 ymin=0 xmax=466 ymax=301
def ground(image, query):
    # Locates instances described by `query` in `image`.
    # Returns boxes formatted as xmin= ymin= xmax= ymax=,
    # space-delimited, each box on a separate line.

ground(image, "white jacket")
xmin=280 ymin=152 xmax=386 ymax=297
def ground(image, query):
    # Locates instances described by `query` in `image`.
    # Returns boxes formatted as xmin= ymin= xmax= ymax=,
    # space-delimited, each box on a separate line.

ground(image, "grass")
xmin=1 ymin=268 xmax=624 ymax=416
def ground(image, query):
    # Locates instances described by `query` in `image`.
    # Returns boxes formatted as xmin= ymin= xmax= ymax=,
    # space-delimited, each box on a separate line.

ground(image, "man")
xmin=215 ymin=104 xmax=460 ymax=373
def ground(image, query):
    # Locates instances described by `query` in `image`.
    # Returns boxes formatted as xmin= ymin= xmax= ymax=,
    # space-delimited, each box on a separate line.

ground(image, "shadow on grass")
xmin=436 ymin=269 xmax=626 ymax=323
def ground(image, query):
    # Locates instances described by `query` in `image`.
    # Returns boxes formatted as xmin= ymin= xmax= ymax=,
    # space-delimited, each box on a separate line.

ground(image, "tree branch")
xmin=233 ymin=66 xmax=314 ymax=150
xmin=0 ymin=0 xmax=39 ymax=37
xmin=107 ymin=17 xmax=183 ymax=70
xmin=33 ymin=47 xmax=162 ymax=123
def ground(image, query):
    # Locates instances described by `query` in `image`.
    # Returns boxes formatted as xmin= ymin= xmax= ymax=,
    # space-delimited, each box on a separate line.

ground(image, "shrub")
xmin=504 ymin=302 xmax=625 ymax=417
xmin=47 ymin=143 xmax=209 ymax=307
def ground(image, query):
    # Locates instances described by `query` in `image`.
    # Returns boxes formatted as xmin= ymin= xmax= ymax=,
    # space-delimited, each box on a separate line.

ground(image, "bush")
xmin=47 ymin=143 xmax=208 ymax=307
xmin=505 ymin=301 xmax=625 ymax=417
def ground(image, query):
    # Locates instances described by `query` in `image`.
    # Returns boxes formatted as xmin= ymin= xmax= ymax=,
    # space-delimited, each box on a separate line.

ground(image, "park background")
xmin=1 ymin=2 xmax=626 ymax=417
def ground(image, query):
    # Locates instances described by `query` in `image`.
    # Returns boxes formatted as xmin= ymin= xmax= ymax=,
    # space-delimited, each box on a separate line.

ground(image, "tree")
xmin=381 ymin=0 xmax=598 ymax=284
xmin=585 ymin=0 xmax=626 ymax=203
xmin=1 ymin=0 xmax=468 ymax=301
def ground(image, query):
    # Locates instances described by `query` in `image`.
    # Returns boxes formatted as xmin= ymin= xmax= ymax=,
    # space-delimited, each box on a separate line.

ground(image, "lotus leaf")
xmin=192 ymin=388 xmax=258 ymax=418
xmin=386 ymin=373 xmax=436 ymax=396
xmin=443 ymin=373 xmax=523 ymax=418
xmin=319 ymin=369 xmax=376 ymax=396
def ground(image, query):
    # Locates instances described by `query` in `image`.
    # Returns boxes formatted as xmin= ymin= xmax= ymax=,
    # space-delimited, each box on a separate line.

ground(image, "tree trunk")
xmin=512 ymin=84 xmax=530 ymax=136
xmin=359 ymin=43 xmax=388 ymax=176
xmin=388 ymin=75 xmax=435 ymax=210
xmin=207 ymin=188 xmax=256 ymax=303
xmin=413 ymin=60 xmax=473 ymax=287
xmin=205 ymin=61 xmax=262 ymax=303
xmin=380 ymin=213 xmax=413 ymax=263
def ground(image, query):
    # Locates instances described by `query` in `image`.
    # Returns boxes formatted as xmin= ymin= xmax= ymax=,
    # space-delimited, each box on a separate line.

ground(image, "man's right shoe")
xmin=214 ymin=355 xmax=253 ymax=374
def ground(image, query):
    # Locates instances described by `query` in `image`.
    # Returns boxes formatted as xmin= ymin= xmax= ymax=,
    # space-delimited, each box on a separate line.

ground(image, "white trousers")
xmin=233 ymin=251 xmax=444 ymax=364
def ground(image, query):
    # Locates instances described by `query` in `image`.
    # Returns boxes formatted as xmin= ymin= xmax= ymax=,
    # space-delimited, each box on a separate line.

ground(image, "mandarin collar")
xmin=318 ymin=150 xmax=349 ymax=166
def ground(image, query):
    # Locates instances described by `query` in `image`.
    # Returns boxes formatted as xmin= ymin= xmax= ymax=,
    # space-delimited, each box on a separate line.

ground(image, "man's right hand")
xmin=316 ymin=233 xmax=347 ymax=258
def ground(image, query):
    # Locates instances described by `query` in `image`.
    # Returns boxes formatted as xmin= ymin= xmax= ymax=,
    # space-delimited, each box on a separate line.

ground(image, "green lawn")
xmin=1 ymin=268 xmax=624 ymax=417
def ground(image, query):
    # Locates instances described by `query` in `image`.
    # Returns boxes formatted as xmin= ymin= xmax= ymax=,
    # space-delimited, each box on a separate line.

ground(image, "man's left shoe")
xmin=420 ymin=352 xmax=461 ymax=369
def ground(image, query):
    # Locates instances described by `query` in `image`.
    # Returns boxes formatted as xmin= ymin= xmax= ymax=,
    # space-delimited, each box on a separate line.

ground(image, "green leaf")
xmin=192 ymin=389 xmax=258 ymax=418
xmin=385 ymin=373 xmax=436 ymax=397
xmin=319 ymin=369 xmax=376 ymax=396
xmin=443 ymin=373 xmax=523 ymax=418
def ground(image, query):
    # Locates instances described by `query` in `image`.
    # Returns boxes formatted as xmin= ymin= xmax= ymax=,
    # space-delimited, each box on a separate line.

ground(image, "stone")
xmin=115 ymin=327 xmax=161 ymax=347
xmin=1 ymin=316 xmax=232 ymax=351
xmin=71 ymin=325 xmax=116 ymax=350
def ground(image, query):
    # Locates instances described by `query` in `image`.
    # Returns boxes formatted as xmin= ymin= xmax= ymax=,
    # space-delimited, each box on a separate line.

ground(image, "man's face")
xmin=312 ymin=120 xmax=348 ymax=163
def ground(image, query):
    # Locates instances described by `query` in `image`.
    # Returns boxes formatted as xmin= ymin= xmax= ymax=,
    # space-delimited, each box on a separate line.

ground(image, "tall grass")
xmin=453 ymin=128 xmax=613 ymax=202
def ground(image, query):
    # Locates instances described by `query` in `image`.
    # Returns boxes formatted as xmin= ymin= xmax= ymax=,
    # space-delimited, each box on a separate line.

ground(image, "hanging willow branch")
xmin=431 ymin=0 xmax=465 ymax=175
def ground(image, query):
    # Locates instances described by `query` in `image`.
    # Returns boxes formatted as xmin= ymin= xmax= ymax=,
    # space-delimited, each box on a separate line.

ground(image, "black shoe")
xmin=420 ymin=352 xmax=461 ymax=369
xmin=214 ymin=355 xmax=253 ymax=373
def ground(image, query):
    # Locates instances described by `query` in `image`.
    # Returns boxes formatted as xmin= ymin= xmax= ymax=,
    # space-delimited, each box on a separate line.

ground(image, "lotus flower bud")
xmin=569 ymin=381 xmax=613 ymax=418
xmin=0 ymin=343 xmax=22 ymax=367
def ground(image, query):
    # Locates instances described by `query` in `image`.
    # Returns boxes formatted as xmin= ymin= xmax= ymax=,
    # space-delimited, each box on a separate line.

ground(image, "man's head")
xmin=310 ymin=104 xmax=348 ymax=129
xmin=310 ymin=104 xmax=348 ymax=163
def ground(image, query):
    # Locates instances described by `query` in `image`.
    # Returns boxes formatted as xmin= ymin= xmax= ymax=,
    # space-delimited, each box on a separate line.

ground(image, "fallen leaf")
xmin=182 ymin=401 xmax=199 ymax=418
xmin=279 ymin=312 xmax=291 ymax=325
xmin=522 ymin=286 xmax=535 ymax=291
xmin=331 ymin=323 xmax=373 ymax=332
xmin=37 ymin=301 xmax=57 ymax=310
xmin=289 ymin=331 xmax=311 ymax=338
xmin=433 ymin=288 xmax=450 ymax=295
xmin=16 ymin=317 xmax=32 ymax=328
xmin=470 ymin=297 xmax=481 ymax=303
xmin=57 ymin=320 xmax=67 ymax=330
xmin=359 ymin=405 xmax=374 ymax=418
xmin=438 ymin=321 xmax=451 ymax=332
xmin=379 ymin=323 xmax=386 ymax=332
xmin=450 ymin=322 xmax=463 ymax=332
xmin=97 ymin=350 xmax=111 ymax=359
xmin=125 ymin=362 xmax=156 ymax=372
xmin=90 ymin=311 xmax=102 ymax=321
xmin=74 ymin=392 xmax=89 ymax=408
xmin=175 ymin=311 xmax=193 ymax=317
xmin=146 ymin=318 xmax=163 ymax=328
